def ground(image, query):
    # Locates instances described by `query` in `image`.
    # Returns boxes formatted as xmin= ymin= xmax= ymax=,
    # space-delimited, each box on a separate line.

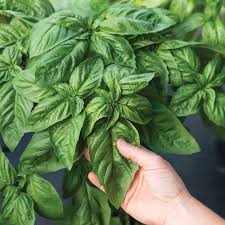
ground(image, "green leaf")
xmin=140 ymin=103 xmax=200 ymax=154
xmin=169 ymin=0 xmax=194 ymax=21
xmin=69 ymin=57 xmax=104 ymax=98
xmin=202 ymin=18 xmax=225 ymax=47
xmin=170 ymin=84 xmax=203 ymax=117
xmin=50 ymin=113 xmax=85 ymax=170
xmin=97 ymin=6 xmax=176 ymax=35
xmin=0 ymin=147 xmax=16 ymax=191
xmin=13 ymin=69 xmax=56 ymax=103
xmin=136 ymin=51 xmax=168 ymax=95
xmin=31 ymin=39 xmax=88 ymax=85
xmin=131 ymin=0 xmax=170 ymax=8
xmin=104 ymin=64 xmax=154 ymax=94
xmin=119 ymin=94 xmax=152 ymax=125
xmin=62 ymin=159 xmax=88 ymax=198
xmin=27 ymin=94 xmax=73 ymax=132
xmin=172 ymin=13 xmax=205 ymax=37
xmin=2 ymin=0 xmax=54 ymax=18
xmin=0 ymin=81 xmax=32 ymax=151
xmin=19 ymin=131 xmax=64 ymax=175
xmin=204 ymin=0 xmax=223 ymax=20
xmin=157 ymin=46 xmax=200 ymax=85
xmin=29 ymin=11 xmax=88 ymax=58
xmin=0 ymin=23 xmax=23 ymax=48
xmin=83 ymin=96 xmax=111 ymax=138
xmin=26 ymin=174 xmax=64 ymax=219
xmin=71 ymin=182 xmax=111 ymax=225
xmin=0 ymin=45 xmax=22 ymax=83
xmin=1 ymin=186 xmax=35 ymax=225
xmin=197 ymin=57 xmax=225 ymax=87
xmin=90 ymin=32 xmax=135 ymax=68
xmin=203 ymin=90 xmax=225 ymax=128
xmin=88 ymin=119 xmax=139 ymax=208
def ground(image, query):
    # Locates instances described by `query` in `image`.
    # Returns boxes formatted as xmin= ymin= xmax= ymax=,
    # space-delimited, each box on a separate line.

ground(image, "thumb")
xmin=117 ymin=139 xmax=162 ymax=169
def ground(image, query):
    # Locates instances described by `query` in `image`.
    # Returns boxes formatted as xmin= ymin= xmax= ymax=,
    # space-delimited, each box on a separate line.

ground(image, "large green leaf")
xmin=27 ymin=94 xmax=72 ymax=132
xmin=0 ymin=45 xmax=22 ymax=83
xmin=69 ymin=57 xmax=104 ymax=98
xmin=0 ymin=147 xmax=16 ymax=191
xmin=157 ymin=46 xmax=200 ymax=85
xmin=0 ymin=23 xmax=23 ymax=48
xmin=71 ymin=182 xmax=111 ymax=225
xmin=136 ymin=51 xmax=168 ymax=95
xmin=202 ymin=18 xmax=225 ymax=47
xmin=19 ymin=131 xmax=64 ymax=175
xmin=203 ymin=90 xmax=225 ymax=128
xmin=26 ymin=174 xmax=64 ymax=219
xmin=29 ymin=11 xmax=88 ymax=58
xmin=90 ymin=32 xmax=135 ymax=68
xmin=0 ymin=186 xmax=35 ymax=225
xmin=119 ymin=94 xmax=152 ymax=125
xmin=1 ymin=0 xmax=54 ymax=18
xmin=0 ymin=81 xmax=32 ymax=151
xmin=96 ymin=6 xmax=176 ymax=35
xmin=50 ymin=113 xmax=85 ymax=170
xmin=141 ymin=103 xmax=200 ymax=154
xmin=170 ymin=84 xmax=203 ymax=117
xmin=13 ymin=69 xmax=56 ymax=103
xmin=88 ymin=119 xmax=139 ymax=208
xmin=83 ymin=96 xmax=111 ymax=138
xmin=31 ymin=39 xmax=88 ymax=85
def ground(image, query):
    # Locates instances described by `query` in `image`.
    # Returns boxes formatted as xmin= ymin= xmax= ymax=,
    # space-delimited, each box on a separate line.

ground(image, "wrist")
xmin=164 ymin=190 xmax=194 ymax=225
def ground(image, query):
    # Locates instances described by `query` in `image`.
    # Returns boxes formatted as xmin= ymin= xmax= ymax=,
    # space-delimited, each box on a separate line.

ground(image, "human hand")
xmin=85 ymin=139 xmax=191 ymax=225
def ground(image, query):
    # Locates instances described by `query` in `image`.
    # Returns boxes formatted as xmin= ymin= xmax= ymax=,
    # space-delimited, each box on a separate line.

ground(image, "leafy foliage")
xmin=0 ymin=0 xmax=225 ymax=224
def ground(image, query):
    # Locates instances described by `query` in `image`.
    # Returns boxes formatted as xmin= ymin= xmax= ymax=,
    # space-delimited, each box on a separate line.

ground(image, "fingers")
xmin=88 ymin=172 xmax=105 ymax=192
xmin=117 ymin=139 xmax=161 ymax=169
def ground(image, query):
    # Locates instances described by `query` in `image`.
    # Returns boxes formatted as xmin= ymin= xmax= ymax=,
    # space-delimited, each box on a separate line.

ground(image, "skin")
xmin=85 ymin=139 xmax=225 ymax=225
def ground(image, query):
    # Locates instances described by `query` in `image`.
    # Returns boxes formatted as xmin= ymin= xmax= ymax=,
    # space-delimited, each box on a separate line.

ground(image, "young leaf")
xmin=140 ymin=103 xmax=200 ymax=154
xmin=97 ymin=7 xmax=176 ymax=35
xmin=104 ymin=64 xmax=154 ymax=95
xmin=0 ymin=147 xmax=16 ymax=191
xmin=203 ymin=90 xmax=225 ymax=128
xmin=19 ymin=131 xmax=64 ymax=175
xmin=69 ymin=57 xmax=104 ymax=98
xmin=119 ymin=94 xmax=152 ymax=125
xmin=170 ymin=84 xmax=203 ymax=117
xmin=27 ymin=94 xmax=72 ymax=132
xmin=32 ymin=39 xmax=88 ymax=85
xmin=0 ymin=45 xmax=22 ymax=83
xmin=26 ymin=174 xmax=64 ymax=220
xmin=13 ymin=69 xmax=56 ymax=103
xmin=88 ymin=119 xmax=139 ymax=208
xmin=29 ymin=11 xmax=88 ymax=58
xmin=90 ymin=32 xmax=136 ymax=68
xmin=50 ymin=113 xmax=85 ymax=170
xmin=1 ymin=186 xmax=35 ymax=225
xmin=0 ymin=81 xmax=32 ymax=151
xmin=83 ymin=96 xmax=111 ymax=138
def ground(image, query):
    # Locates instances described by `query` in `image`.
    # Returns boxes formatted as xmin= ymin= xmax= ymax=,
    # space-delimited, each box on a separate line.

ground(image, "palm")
xmin=122 ymin=159 xmax=186 ymax=225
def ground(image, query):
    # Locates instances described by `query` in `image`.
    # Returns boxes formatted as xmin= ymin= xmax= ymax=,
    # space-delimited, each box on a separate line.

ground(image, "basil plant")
xmin=0 ymin=0 xmax=224 ymax=224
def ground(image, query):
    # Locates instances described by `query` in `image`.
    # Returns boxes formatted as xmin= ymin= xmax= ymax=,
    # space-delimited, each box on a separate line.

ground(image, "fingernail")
xmin=117 ymin=139 xmax=128 ymax=147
